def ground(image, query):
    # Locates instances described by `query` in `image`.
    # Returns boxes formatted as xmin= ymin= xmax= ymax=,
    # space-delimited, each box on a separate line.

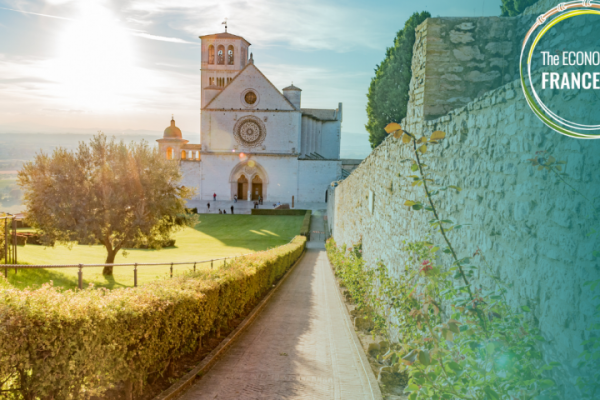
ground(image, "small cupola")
xmin=164 ymin=116 xmax=182 ymax=139
xmin=283 ymin=83 xmax=302 ymax=110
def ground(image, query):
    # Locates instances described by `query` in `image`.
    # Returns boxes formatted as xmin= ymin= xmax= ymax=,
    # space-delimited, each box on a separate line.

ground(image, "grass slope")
xmin=2 ymin=214 xmax=304 ymax=290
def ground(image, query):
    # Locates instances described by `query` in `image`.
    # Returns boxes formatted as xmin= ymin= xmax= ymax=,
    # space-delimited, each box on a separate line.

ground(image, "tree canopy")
xmin=365 ymin=11 xmax=431 ymax=149
xmin=500 ymin=0 xmax=539 ymax=16
xmin=18 ymin=134 xmax=194 ymax=275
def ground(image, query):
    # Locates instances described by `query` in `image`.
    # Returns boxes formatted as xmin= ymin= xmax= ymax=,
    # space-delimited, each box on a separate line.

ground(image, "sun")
xmin=52 ymin=3 xmax=138 ymax=111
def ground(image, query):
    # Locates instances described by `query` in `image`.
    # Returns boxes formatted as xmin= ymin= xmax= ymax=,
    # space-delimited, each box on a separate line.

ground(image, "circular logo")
xmin=233 ymin=116 xmax=266 ymax=148
xmin=520 ymin=1 xmax=600 ymax=139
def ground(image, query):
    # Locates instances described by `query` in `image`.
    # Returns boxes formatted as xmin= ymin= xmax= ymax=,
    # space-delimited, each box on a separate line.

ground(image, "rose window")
xmin=233 ymin=116 xmax=266 ymax=148
xmin=244 ymin=91 xmax=257 ymax=105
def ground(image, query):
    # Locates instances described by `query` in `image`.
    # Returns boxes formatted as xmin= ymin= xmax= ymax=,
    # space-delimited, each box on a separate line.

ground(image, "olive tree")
xmin=18 ymin=134 xmax=194 ymax=275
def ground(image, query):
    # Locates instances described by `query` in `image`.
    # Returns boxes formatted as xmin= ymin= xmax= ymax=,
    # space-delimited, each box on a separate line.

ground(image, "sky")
xmin=0 ymin=0 xmax=499 ymax=140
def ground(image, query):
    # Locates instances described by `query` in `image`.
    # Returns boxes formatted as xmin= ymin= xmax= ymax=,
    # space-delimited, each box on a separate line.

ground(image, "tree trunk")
xmin=102 ymin=248 xmax=117 ymax=275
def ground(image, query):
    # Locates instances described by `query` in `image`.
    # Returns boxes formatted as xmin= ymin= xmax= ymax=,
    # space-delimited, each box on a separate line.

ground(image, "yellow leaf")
xmin=402 ymin=133 xmax=412 ymax=144
xmin=418 ymin=144 xmax=427 ymax=154
xmin=393 ymin=130 xmax=403 ymax=139
xmin=548 ymin=156 xmax=556 ymax=164
xmin=556 ymin=165 xmax=562 ymax=171
xmin=384 ymin=122 xmax=402 ymax=134
xmin=430 ymin=131 xmax=446 ymax=140
xmin=404 ymin=200 xmax=416 ymax=206
xmin=417 ymin=136 xmax=427 ymax=144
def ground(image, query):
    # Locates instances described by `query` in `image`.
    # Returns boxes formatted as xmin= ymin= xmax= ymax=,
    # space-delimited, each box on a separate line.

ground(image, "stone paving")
xmin=178 ymin=215 xmax=382 ymax=400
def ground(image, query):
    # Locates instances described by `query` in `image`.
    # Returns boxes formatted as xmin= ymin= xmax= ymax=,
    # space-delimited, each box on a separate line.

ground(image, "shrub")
xmin=501 ymin=0 xmax=539 ymax=16
xmin=0 ymin=236 xmax=306 ymax=399
xmin=300 ymin=210 xmax=312 ymax=239
xmin=250 ymin=209 xmax=307 ymax=216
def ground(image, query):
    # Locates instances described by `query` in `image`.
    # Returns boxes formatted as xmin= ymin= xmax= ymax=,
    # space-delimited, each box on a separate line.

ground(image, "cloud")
xmin=131 ymin=32 xmax=196 ymax=44
xmin=0 ymin=6 xmax=73 ymax=21
xmin=123 ymin=0 xmax=384 ymax=52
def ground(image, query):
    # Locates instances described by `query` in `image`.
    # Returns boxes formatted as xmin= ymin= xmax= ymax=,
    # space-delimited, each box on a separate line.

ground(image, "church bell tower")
xmin=199 ymin=31 xmax=251 ymax=108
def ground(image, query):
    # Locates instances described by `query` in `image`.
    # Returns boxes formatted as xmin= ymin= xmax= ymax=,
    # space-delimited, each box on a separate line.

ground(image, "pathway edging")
xmin=152 ymin=250 xmax=307 ymax=400
xmin=326 ymin=258 xmax=383 ymax=400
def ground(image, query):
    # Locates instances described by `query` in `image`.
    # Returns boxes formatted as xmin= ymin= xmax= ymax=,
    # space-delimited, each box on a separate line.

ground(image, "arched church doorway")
xmin=237 ymin=175 xmax=248 ymax=200
xmin=251 ymin=175 xmax=263 ymax=200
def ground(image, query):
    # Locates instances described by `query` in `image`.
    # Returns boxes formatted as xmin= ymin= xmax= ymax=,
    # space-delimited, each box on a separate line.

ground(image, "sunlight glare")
xmin=53 ymin=3 xmax=137 ymax=111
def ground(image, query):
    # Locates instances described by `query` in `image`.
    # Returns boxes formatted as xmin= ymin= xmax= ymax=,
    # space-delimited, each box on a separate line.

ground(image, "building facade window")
xmin=227 ymin=45 xmax=234 ymax=65
xmin=217 ymin=45 xmax=225 ymax=65
xmin=166 ymin=147 xmax=173 ymax=160
xmin=208 ymin=45 xmax=215 ymax=64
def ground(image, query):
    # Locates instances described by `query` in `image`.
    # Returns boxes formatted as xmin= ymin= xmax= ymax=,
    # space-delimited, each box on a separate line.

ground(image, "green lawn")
xmin=3 ymin=214 xmax=304 ymax=290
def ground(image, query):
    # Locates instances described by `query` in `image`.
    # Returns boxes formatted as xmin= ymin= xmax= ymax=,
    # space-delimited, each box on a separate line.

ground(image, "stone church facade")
xmin=157 ymin=31 xmax=344 ymax=204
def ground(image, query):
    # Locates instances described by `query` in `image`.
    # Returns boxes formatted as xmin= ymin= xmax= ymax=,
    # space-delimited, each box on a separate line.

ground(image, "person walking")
xmin=207 ymin=203 xmax=210 ymax=212
xmin=234 ymin=194 xmax=237 ymax=203
xmin=258 ymin=195 xmax=262 ymax=205
xmin=231 ymin=205 xmax=234 ymax=214
xmin=213 ymin=193 xmax=217 ymax=201
xmin=223 ymin=209 xmax=227 ymax=214
xmin=218 ymin=209 xmax=222 ymax=214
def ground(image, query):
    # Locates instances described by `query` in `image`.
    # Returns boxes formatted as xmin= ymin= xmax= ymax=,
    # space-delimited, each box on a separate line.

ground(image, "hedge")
xmin=0 ymin=236 xmax=306 ymax=399
xmin=300 ymin=210 xmax=312 ymax=239
xmin=250 ymin=209 xmax=308 ymax=216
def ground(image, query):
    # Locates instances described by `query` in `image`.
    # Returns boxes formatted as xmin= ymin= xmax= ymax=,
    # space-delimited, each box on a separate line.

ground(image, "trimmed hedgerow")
xmin=300 ymin=210 xmax=312 ymax=239
xmin=250 ymin=209 xmax=307 ymax=216
xmin=0 ymin=235 xmax=306 ymax=399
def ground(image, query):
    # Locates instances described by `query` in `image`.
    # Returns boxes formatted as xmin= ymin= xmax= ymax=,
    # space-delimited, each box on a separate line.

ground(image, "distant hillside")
xmin=0 ymin=132 xmax=372 ymax=164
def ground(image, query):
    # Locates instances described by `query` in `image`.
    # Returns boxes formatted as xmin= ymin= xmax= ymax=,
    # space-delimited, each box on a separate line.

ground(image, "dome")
xmin=164 ymin=117 xmax=182 ymax=139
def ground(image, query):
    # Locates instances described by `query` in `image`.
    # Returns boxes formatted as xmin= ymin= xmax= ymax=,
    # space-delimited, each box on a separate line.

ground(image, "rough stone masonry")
xmin=328 ymin=0 xmax=600 ymax=394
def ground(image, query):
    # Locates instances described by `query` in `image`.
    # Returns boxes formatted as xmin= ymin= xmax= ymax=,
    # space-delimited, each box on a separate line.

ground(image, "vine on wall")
xmin=327 ymin=124 xmax=565 ymax=399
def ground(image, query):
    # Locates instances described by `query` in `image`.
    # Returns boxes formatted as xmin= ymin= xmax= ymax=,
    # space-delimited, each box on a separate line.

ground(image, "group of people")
xmin=204 ymin=192 xmax=267 ymax=213
xmin=206 ymin=203 xmax=234 ymax=214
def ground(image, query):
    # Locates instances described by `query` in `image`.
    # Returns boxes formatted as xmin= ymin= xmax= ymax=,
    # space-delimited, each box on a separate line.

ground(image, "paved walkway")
xmin=179 ymin=215 xmax=381 ymax=400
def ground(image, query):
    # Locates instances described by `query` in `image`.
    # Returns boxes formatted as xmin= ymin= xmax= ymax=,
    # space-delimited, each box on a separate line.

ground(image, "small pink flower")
xmin=420 ymin=260 xmax=432 ymax=274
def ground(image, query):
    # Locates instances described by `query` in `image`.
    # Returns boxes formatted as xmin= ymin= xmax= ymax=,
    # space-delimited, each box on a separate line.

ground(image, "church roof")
xmin=283 ymin=84 xmax=302 ymax=91
xmin=164 ymin=117 xmax=183 ymax=139
xmin=203 ymin=63 xmax=296 ymax=110
xmin=301 ymin=108 xmax=339 ymax=121
xmin=199 ymin=32 xmax=251 ymax=45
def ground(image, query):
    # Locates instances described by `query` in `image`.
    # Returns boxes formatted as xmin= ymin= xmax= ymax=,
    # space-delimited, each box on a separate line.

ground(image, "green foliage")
xmin=327 ymin=238 xmax=559 ymax=399
xmin=250 ymin=209 xmax=308 ymax=215
xmin=0 ymin=213 xmax=5 ymax=261
xmin=500 ymin=0 xmax=539 ymax=16
xmin=0 ymin=235 xmax=306 ymax=399
xmin=300 ymin=210 xmax=312 ymax=238
xmin=18 ymin=133 xmax=195 ymax=272
xmin=365 ymin=11 xmax=430 ymax=149
xmin=326 ymin=124 xmax=562 ymax=398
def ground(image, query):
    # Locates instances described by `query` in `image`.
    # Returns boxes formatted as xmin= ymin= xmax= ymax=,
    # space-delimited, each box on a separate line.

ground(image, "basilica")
xmin=157 ymin=30 xmax=348 ymax=204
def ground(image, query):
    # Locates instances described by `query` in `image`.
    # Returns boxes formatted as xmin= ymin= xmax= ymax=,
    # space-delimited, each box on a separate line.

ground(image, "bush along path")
xmin=0 ymin=236 xmax=305 ymax=399
xmin=325 ymin=124 xmax=563 ymax=400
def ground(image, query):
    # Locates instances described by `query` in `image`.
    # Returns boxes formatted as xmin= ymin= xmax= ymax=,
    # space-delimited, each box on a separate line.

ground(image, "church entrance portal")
xmin=251 ymin=175 xmax=263 ymax=201
xmin=237 ymin=175 xmax=248 ymax=200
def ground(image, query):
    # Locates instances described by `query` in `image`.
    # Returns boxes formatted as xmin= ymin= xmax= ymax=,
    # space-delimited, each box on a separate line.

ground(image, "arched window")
xmin=227 ymin=45 xmax=234 ymax=65
xmin=166 ymin=147 xmax=173 ymax=160
xmin=181 ymin=150 xmax=186 ymax=160
xmin=208 ymin=45 xmax=215 ymax=64
xmin=217 ymin=45 xmax=225 ymax=65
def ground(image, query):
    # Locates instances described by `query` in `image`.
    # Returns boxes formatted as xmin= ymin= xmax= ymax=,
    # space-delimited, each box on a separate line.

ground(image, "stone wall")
xmin=407 ymin=17 xmax=518 ymax=123
xmin=331 ymin=6 xmax=600 ymax=393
